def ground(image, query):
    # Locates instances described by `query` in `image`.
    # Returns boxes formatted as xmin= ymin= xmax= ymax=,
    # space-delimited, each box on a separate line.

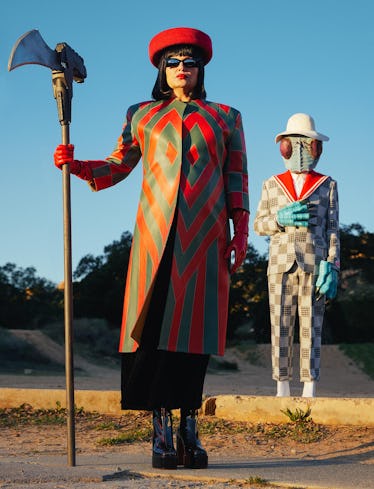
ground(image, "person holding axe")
xmin=54 ymin=27 xmax=249 ymax=469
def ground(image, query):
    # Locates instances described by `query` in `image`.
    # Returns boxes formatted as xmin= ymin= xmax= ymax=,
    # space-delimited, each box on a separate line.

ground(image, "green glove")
xmin=315 ymin=260 xmax=338 ymax=300
xmin=277 ymin=201 xmax=309 ymax=227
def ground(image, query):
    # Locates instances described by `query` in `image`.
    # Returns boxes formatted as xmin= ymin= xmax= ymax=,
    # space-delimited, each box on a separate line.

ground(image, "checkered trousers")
xmin=269 ymin=262 xmax=325 ymax=381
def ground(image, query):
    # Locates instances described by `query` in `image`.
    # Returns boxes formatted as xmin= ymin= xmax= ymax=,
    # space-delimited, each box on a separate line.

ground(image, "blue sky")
xmin=1 ymin=0 xmax=373 ymax=284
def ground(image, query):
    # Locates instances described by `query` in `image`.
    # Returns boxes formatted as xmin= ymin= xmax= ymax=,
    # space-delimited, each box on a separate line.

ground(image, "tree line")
xmin=0 ymin=223 xmax=373 ymax=344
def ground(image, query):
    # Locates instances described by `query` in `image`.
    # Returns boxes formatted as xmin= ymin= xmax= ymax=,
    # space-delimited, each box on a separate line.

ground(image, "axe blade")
xmin=8 ymin=29 xmax=61 ymax=72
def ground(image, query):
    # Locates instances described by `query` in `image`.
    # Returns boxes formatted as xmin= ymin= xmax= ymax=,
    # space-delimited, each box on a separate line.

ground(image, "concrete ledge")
xmin=1 ymin=388 xmax=374 ymax=426
xmin=203 ymin=395 xmax=374 ymax=426
xmin=0 ymin=388 xmax=122 ymax=414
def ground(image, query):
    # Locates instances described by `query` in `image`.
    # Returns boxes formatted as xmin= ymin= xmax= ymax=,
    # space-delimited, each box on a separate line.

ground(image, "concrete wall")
xmin=1 ymin=388 xmax=374 ymax=426
xmin=204 ymin=395 xmax=374 ymax=426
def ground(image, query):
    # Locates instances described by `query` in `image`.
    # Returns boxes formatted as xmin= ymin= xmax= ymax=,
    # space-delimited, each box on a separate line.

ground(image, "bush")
xmin=42 ymin=318 xmax=120 ymax=365
xmin=324 ymin=283 xmax=374 ymax=343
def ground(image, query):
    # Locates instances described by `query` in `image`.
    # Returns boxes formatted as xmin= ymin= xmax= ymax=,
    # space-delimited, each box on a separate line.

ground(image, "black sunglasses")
xmin=166 ymin=58 xmax=200 ymax=69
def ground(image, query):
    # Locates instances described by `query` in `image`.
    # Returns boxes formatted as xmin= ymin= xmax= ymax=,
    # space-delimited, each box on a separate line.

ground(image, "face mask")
xmin=280 ymin=136 xmax=322 ymax=172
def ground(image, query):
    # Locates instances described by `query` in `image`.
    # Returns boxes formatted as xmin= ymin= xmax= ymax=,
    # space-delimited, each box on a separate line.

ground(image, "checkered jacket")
xmin=254 ymin=170 xmax=340 ymax=275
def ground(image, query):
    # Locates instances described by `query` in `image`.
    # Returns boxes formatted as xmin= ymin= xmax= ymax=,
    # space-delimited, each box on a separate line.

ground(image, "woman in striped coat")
xmin=54 ymin=27 xmax=249 ymax=470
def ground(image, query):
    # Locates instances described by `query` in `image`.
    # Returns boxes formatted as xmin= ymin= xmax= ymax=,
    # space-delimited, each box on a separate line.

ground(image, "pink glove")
xmin=224 ymin=209 xmax=249 ymax=274
xmin=54 ymin=144 xmax=81 ymax=174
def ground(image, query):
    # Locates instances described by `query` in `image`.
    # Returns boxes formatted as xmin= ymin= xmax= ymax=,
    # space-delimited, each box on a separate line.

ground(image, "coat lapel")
xmin=299 ymin=170 xmax=329 ymax=199
xmin=274 ymin=170 xmax=297 ymax=201
xmin=274 ymin=170 xmax=329 ymax=201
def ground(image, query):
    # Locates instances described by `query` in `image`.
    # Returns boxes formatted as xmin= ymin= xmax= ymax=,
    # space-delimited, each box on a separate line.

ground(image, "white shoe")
xmin=276 ymin=380 xmax=290 ymax=397
xmin=302 ymin=381 xmax=316 ymax=397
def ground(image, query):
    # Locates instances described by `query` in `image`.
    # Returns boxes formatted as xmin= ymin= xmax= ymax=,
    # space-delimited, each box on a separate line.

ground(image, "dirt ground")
xmin=1 ymin=410 xmax=374 ymax=467
xmin=1 ymin=332 xmax=374 ymax=464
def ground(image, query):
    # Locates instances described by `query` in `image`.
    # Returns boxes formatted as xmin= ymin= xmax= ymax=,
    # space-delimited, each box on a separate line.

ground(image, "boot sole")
xmin=182 ymin=453 xmax=208 ymax=469
xmin=152 ymin=454 xmax=178 ymax=469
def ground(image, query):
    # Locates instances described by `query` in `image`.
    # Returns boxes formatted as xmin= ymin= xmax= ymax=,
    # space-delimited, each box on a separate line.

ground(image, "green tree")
xmin=0 ymin=263 xmax=63 ymax=328
xmin=324 ymin=223 xmax=374 ymax=343
xmin=339 ymin=223 xmax=374 ymax=282
xmin=73 ymin=231 xmax=132 ymax=327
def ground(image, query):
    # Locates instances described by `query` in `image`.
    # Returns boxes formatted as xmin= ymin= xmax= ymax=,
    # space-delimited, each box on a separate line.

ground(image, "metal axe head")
xmin=8 ymin=29 xmax=87 ymax=81
xmin=8 ymin=29 xmax=61 ymax=72
xmin=8 ymin=29 xmax=87 ymax=126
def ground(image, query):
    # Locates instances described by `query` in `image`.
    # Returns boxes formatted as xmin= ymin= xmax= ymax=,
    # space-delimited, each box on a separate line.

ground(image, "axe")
xmin=8 ymin=29 xmax=87 ymax=467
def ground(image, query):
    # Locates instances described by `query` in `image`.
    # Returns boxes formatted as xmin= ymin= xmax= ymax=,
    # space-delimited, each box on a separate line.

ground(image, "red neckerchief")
xmin=274 ymin=170 xmax=329 ymax=202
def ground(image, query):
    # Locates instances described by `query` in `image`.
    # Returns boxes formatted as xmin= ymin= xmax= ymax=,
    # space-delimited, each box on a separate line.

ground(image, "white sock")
xmin=276 ymin=380 xmax=290 ymax=397
xmin=302 ymin=381 xmax=316 ymax=398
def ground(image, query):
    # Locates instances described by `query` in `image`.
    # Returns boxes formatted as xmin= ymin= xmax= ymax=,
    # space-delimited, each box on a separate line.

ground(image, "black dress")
xmin=121 ymin=217 xmax=210 ymax=411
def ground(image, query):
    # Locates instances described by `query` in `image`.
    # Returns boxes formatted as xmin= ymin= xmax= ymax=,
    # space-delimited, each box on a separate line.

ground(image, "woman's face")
xmin=165 ymin=56 xmax=199 ymax=94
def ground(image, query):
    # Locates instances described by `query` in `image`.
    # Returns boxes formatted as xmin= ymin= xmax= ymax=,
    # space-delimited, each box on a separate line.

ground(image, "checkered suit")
xmin=254 ymin=170 xmax=339 ymax=381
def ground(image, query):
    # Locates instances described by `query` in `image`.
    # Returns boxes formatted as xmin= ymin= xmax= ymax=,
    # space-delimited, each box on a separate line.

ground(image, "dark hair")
xmin=151 ymin=44 xmax=206 ymax=100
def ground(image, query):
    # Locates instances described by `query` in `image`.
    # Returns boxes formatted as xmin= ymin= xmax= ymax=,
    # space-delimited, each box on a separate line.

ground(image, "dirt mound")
xmin=2 ymin=330 xmax=374 ymax=397
xmin=8 ymin=329 xmax=117 ymax=378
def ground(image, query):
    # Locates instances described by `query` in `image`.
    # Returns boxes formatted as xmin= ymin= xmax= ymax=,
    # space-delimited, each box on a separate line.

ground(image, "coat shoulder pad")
xmin=204 ymin=100 xmax=241 ymax=119
xmin=126 ymin=100 xmax=156 ymax=116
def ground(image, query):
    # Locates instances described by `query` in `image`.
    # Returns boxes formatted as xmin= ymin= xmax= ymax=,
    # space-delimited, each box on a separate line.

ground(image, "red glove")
xmin=224 ymin=209 xmax=249 ymax=274
xmin=54 ymin=144 xmax=81 ymax=174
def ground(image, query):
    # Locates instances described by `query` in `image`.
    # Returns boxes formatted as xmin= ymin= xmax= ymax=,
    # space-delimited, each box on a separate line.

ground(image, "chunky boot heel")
xmin=177 ymin=409 xmax=208 ymax=469
xmin=176 ymin=432 xmax=186 ymax=466
xmin=152 ymin=408 xmax=177 ymax=469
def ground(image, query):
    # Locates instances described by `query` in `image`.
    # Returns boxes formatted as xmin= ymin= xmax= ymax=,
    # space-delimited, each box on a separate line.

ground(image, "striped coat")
xmin=84 ymin=98 xmax=249 ymax=355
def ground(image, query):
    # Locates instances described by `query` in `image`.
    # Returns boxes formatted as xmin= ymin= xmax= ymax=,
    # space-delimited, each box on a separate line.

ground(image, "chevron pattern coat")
xmin=83 ymin=98 xmax=249 ymax=355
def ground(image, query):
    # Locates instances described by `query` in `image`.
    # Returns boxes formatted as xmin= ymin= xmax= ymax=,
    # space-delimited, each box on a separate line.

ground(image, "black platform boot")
xmin=152 ymin=408 xmax=177 ymax=469
xmin=177 ymin=409 xmax=208 ymax=469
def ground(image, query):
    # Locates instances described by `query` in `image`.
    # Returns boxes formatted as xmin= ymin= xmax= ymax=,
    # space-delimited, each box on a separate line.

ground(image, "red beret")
xmin=149 ymin=27 xmax=213 ymax=67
